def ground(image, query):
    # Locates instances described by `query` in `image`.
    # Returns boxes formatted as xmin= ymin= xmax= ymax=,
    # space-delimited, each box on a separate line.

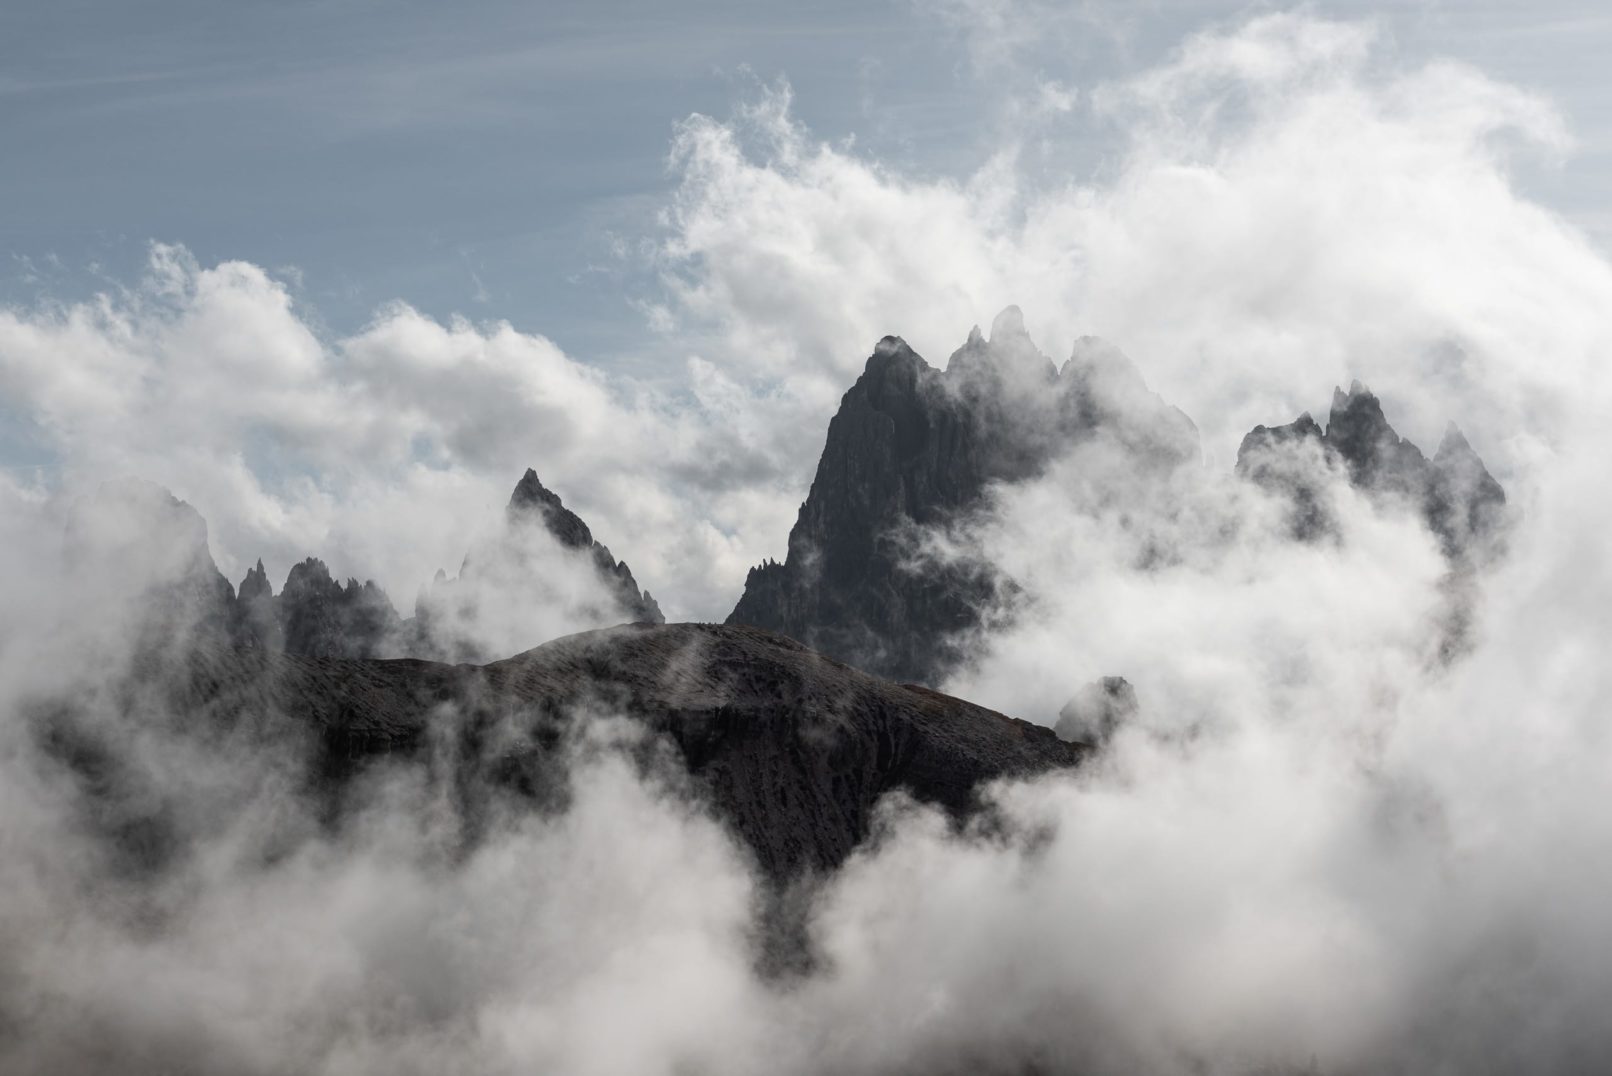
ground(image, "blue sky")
xmin=8 ymin=0 xmax=1612 ymax=367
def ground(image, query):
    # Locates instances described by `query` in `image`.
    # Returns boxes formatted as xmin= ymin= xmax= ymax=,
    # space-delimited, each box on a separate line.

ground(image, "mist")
xmin=4 ymin=9 xmax=1612 ymax=1075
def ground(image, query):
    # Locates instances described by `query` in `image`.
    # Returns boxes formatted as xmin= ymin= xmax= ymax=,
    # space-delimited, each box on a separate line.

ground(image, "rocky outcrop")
xmin=504 ymin=468 xmax=663 ymax=625
xmin=409 ymin=470 xmax=663 ymax=662
xmin=1054 ymin=676 xmax=1139 ymax=747
xmin=1426 ymin=423 xmax=1509 ymax=557
xmin=234 ymin=558 xmax=282 ymax=651
xmin=275 ymin=558 xmax=404 ymax=659
xmin=728 ymin=308 xmax=1197 ymax=686
xmin=41 ymin=481 xmax=1081 ymax=884
xmin=1237 ymin=381 xmax=1506 ymax=557
xmin=218 ymin=470 xmax=663 ymax=662
xmin=46 ymin=623 xmax=1085 ymax=883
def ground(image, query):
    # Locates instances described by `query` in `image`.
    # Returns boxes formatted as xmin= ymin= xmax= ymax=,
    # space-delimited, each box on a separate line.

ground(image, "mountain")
xmin=502 ymin=469 xmax=663 ymax=625
xmin=230 ymin=470 xmax=663 ymax=661
xmin=728 ymin=308 xmax=1197 ymax=686
xmin=276 ymin=558 xmax=405 ymax=659
xmin=40 ymin=613 xmax=1082 ymax=884
xmin=409 ymin=469 xmax=663 ymax=662
xmin=42 ymin=480 xmax=1076 ymax=885
xmin=1237 ymin=380 xmax=1507 ymax=557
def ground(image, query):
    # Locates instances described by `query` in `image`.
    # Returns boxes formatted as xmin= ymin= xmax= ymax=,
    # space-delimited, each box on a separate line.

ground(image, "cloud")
xmin=0 ymin=245 xmax=807 ymax=622
xmin=660 ymin=10 xmax=1612 ymax=1070
xmin=6 ymin=9 xmax=1612 ymax=1074
xmin=658 ymin=12 xmax=1601 ymax=471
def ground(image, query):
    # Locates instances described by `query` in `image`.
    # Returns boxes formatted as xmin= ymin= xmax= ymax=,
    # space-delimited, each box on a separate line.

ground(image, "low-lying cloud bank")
xmin=4 ymin=10 xmax=1612 ymax=1075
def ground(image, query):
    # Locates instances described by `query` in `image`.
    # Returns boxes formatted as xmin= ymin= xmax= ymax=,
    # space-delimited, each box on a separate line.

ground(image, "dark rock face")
xmin=728 ymin=309 xmax=1197 ymax=686
xmin=277 ymin=558 xmax=404 ymax=659
xmin=1238 ymin=381 xmax=1506 ymax=557
xmin=235 ymin=558 xmax=282 ymax=651
xmin=230 ymin=555 xmax=404 ymax=659
xmin=1054 ymin=676 xmax=1139 ymax=747
xmin=485 ymin=623 xmax=1082 ymax=878
xmin=409 ymin=470 xmax=664 ymax=662
xmin=53 ymin=623 xmax=1084 ymax=882
xmin=505 ymin=468 xmax=663 ymax=625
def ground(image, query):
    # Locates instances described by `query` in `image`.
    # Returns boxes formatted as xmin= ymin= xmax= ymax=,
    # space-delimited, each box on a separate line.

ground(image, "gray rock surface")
xmin=1237 ymin=381 xmax=1506 ymax=557
xmin=228 ymin=470 xmax=663 ymax=660
xmin=728 ymin=311 xmax=1196 ymax=686
xmin=504 ymin=468 xmax=663 ymax=625
xmin=276 ymin=557 xmax=404 ymax=659
xmin=45 ymin=623 xmax=1085 ymax=882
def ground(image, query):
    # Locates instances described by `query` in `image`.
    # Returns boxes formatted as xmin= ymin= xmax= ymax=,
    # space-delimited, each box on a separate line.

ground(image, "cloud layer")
xmin=4 ymin=10 xmax=1612 ymax=1074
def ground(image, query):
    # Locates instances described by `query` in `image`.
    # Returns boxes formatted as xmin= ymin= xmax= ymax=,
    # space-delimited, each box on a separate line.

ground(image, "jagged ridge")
xmin=728 ymin=308 xmax=1197 ymax=686
xmin=230 ymin=470 xmax=663 ymax=660
xmin=1237 ymin=380 xmax=1506 ymax=556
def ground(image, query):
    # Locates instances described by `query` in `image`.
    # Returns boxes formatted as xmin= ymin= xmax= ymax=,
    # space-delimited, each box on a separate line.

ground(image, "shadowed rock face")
xmin=1237 ymin=381 xmax=1506 ymax=557
xmin=504 ymin=468 xmax=663 ymax=625
xmin=45 ymin=623 xmax=1084 ymax=883
xmin=728 ymin=310 xmax=1197 ymax=686
xmin=277 ymin=558 xmax=404 ymax=659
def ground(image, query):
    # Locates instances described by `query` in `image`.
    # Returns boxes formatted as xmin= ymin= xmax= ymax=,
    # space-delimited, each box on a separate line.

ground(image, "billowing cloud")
xmin=5 ymin=9 xmax=1612 ymax=1075
xmin=659 ymin=12 xmax=1602 ymax=472
xmin=0 ymin=246 xmax=800 ymax=622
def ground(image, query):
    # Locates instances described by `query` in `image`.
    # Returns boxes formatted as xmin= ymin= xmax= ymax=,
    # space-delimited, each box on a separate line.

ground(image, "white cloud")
xmin=659 ymin=12 xmax=1603 ymax=472
xmin=6 ymin=9 xmax=1612 ymax=1072
xmin=0 ymin=246 xmax=802 ymax=622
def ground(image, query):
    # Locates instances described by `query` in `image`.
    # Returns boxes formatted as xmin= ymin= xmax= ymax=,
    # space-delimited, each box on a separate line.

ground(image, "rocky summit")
xmin=218 ymin=469 xmax=663 ymax=661
xmin=43 ymin=476 xmax=1077 ymax=884
xmin=49 ymin=320 xmax=1512 ymax=888
xmin=728 ymin=323 xmax=1509 ymax=690
xmin=504 ymin=468 xmax=663 ymax=625
xmin=728 ymin=308 xmax=1198 ymax=687
xmin=1237 ymin=380 xmax=1506 ymax=557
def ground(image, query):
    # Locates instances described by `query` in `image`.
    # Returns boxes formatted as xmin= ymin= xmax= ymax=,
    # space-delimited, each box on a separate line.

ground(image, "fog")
xmin=3 ymin=10 xmax=1612 ymax=1075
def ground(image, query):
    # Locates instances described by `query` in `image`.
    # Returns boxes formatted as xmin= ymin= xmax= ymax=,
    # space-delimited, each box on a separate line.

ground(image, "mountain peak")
xmin=1435 ymin=422 xmax=1475 ymax=461
xmin=238 ymin=558 xmax=273 ymax=603
xmin=499 ymin=469 xmax=663 ymax=625
xmin=1243 ymin=388 xmax=1504 ymax=559
xmin=731 ymin=314 xmax=1196 ymax=684
xmin=508 ymin=469 xmax=592 ymax=549
xmin=989 ymin=304 xmax=1027 ymax=342
xmin=1331 ymin=378 xmax=1376 ymax=412
xmin=949 ymin=305 xmax=1056 ymax=388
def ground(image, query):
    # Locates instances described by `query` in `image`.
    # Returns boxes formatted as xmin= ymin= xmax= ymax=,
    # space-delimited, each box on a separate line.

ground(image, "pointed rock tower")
xmin=1237 ymin=381 xmax=1506 ymax=556
xmin=728 ymin=309 xmax=1196 ymax=685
